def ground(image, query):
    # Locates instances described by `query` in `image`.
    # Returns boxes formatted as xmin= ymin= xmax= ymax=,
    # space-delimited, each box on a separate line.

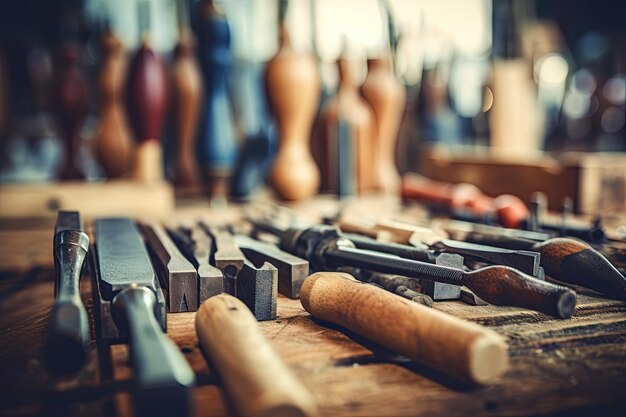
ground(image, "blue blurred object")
xmin=192 ymin=1 xmax=237 ymax=193
xmin=229 ymin=60 xmax=276 ymax=199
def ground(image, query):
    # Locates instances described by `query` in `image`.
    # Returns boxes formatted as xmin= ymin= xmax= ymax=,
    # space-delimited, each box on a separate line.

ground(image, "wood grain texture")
xmin=462 ymin=266 xmax=576 ymax=319
xmin=265 ymin=27 xmax=320 ymax=201
xmin=300 ymin=272 xmax=509 ymax=384
xmin=126 ymin=43 xmax=168 ymax=181
xmin=195 ymin=294 xmax=319 ymax=417
xmin=171 ymin=30 xmax=203 ymax=193
xmin=95 ymin=30 xmax=133 ymax=179
xmin=0 ymin=181 xmax=175 ymax=221
xmin=360 ymin=58 xmax=404 ymax=193
xmin=535 ymin=238 xmax=626 ymax=301
xmin=2 ymin=210 xmax=626 ymax=417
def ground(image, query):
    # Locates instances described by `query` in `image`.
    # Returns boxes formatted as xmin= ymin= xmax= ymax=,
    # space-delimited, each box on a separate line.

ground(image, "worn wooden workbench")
xmin=1 ymin=199 xmax=626 ymax=417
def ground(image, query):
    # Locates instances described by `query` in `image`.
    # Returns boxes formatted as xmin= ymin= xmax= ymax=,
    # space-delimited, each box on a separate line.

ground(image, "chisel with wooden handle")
xmin=301 ymin=272 xmax=509 ymax=384
xmin=196 ymin=294 xmax=319 ymax=417
xmin=43 ymin=211 xmax=90 ymax=375
xmin=249 ymin=221 xmax=577 ymax=318
xmin=94 ymin=218 xmax=195 ymax=417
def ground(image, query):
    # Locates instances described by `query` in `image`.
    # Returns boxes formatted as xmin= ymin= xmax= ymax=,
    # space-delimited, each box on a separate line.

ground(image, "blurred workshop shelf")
xmin=419 ymin=146 xmax=626 ymax=215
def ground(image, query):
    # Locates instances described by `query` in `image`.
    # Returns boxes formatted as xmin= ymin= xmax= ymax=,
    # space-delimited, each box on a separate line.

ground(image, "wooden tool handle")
xmin=300 ymin=272 xmax=508 ymax=384
xmin=196 ymin=294 xmax=319 ymax=417
xmin=463 ymin=266 xmax=576 ymax=319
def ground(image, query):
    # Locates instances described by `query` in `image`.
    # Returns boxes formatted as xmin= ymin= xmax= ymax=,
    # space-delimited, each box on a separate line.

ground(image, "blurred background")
xmin=0 ymin=0 xmax=625 ymax=212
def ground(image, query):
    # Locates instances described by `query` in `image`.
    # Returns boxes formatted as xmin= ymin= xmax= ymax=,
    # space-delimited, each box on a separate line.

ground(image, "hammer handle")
xmin=196 ymin=294 xmax=319 ymax=417
xmin=300 ymin=272 xmax=509 ymax=384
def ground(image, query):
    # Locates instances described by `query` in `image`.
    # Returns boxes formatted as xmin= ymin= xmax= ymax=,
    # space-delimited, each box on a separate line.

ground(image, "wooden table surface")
xmin=1 ymin=201 xmax=626 ymax=417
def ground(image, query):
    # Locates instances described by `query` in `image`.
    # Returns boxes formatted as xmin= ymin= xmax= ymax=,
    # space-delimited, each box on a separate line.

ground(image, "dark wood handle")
xmin=462 ymin=266 xmax=576 ymax=318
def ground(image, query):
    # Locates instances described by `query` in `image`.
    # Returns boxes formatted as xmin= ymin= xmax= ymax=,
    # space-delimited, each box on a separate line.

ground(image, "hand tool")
xmin=301 ymin=272 xmax=508 ymax=384
xmin=265 ymin=11 xmax=321 ymax=201
xmin=93 ymin=218 xmax=195 ymax=417
xmin=464 ymin=234 xmax=626 ymax=301
xmin=55 ymin=39 xmax=88 ymax=180
xmin=193 ymin=0 xmax=237 ymax=199
xmin=360 ymin=56 xmax=405 ymax=193
xmin=126 ymin=0 xmax=168 ymax=181
xmin=237 ymin=261 xmax=278 ymax=321
xmin=168 ymin=226 xmax=223 ymax=303
xmin=235 ymin=234 xmax=309 ymax=298
xmin=196 ymin=294 xmax=319 ymax=417
xmin=435 ymin=218 xmax=552 ymax=242
xmin=401 ymin=173 xmax=529 ymax=228
xmin=141 ymin=222 xmax=198 ymax=312
xmin=337 ymin=215 xmax=449 ymax=245
xmin=343 ymin=267 xmax=433 ymax=307
xmin=249 ymin=221 xmax=576 ymax=318
xmin=316 ymin=54 xmax=375 ymax=196
xmin=95 ymin=25 xmax=133 ymax=179
xmin=341 ymin=232 xmax=542 ymax=279
xmin=422 ymin=252 xmax=464 ymax=300
xmin=43 ymin=211 xmax=90 ymax=375
xmin=206 ymin=226 xmax=245 ymax=296
xmin=171 ymin=0 xmax=203 ymax=194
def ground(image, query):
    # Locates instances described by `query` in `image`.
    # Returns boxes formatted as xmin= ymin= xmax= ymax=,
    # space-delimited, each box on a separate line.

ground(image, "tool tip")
xmin=556 ymin=289 xmax=577 ymax=319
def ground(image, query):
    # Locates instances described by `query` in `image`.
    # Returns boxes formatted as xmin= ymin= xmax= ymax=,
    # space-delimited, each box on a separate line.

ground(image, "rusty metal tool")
xmin=43 ymin=211 xmax=90 ymax=375
xmin=92 ymin=218 xmax=194 ymax=417
xmin=343 ymin=267 xmax=433 ymax=307
xmin=465 ymin=234 xmax=626 ymax=301
xmin=342 ymin=232 xmax=542 ymax=279
xmin=234 ymin=234 xmax=309 ymax=298
xmin=248 ymin=220 xmax=577 ymax=318
xmin=141 ymin=221 xmax=198 ymax=312
xmin=168 ymin=226 xmax=223 ymax=302
xmin=237 ymin=261 xmax=278 ymax=321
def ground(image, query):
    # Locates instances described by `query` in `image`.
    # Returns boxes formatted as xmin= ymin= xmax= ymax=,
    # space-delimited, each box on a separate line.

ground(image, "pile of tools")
xmin=43 ymin=202 xmax=626 ymax=416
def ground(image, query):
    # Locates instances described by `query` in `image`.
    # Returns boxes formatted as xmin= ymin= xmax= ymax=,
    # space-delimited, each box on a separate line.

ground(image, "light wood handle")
xmin=300 ymin=272 xmax=509 ymax=384
xmin=195 ymin=294 xmax=319 ymax=417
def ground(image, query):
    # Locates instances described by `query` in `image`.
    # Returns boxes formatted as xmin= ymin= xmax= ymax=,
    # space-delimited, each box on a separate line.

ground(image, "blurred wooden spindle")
xmin=95 ymin=28 xmax=133 ymax=178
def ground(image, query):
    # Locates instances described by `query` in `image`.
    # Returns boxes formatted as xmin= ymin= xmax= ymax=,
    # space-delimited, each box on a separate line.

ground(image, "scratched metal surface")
xmin=1 ymin=200 xmax=626 ymax=416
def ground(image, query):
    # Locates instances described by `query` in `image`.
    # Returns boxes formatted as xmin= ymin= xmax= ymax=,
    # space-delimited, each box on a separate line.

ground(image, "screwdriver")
xmin=465 ymin=234 xmax=626 ymax=301
xmin=249 ymin=219 xmax=576 ymax=318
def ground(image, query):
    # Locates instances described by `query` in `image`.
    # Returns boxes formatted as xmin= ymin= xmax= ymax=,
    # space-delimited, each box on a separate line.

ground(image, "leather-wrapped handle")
xmin=196 ymin=294 xmax=319 ymax=417
xmin=300 ymin=272 xmax=509 ymax=384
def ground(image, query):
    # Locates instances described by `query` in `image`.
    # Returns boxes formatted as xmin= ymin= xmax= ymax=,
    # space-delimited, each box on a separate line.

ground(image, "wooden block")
xmin=236 ymin=261 xmax=278 ymax=321
xmin=419 ymin=147 xmax=626 ymax=214
xmin=206 ymin=226 xmax=245 ymax=296
xmin=140 ymin=222 xmax=198 ymax=312
xmin=0 ymin=180 xmax=174 ymax=220
xmin=235 ymin=234 xmax=309 ymax=298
